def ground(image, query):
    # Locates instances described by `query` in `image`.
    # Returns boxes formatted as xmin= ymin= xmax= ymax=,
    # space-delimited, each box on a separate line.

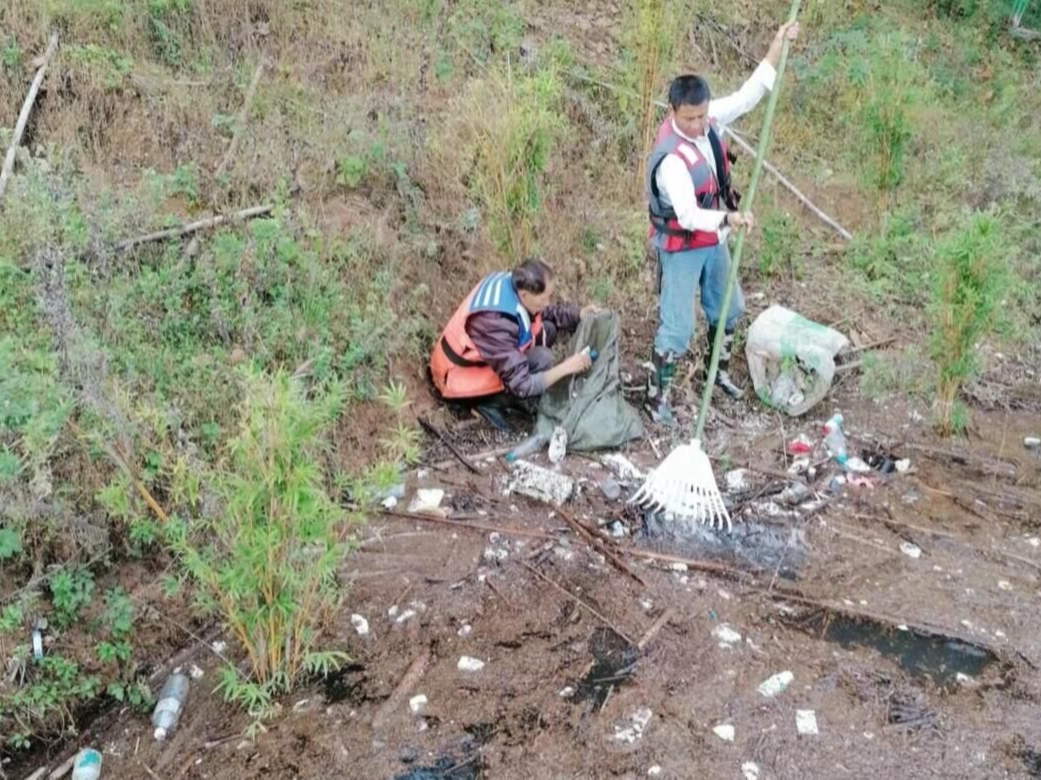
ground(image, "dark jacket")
xmin=468 ymin=303 xmax=580 ymax=397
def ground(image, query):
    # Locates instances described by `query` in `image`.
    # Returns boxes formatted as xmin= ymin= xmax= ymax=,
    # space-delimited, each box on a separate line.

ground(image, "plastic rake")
xmin=631 ymin=0 xmax=802 ymax=532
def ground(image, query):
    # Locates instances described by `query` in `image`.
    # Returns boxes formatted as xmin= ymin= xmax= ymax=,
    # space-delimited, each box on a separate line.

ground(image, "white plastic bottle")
xmin=71 ymin=748 xmax=103 ymax=780
xmin=822 ymin=413 xmax=848 ymax=466
xmin=152 ymin=673 xmax=190 ymax=740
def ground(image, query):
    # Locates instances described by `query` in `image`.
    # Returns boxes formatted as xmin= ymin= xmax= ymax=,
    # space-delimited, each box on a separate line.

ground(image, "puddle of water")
xmin=820 ymin=615 xmax=998 ymax=690
xmin=574 ymin=627 xmax=638 ymax=708
xmin=641 ymin=514 xmax=808 ymax=578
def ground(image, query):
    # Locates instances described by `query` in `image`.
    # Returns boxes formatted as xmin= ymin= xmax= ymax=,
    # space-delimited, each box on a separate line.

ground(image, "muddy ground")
xmin=13 ymin=331 xmax=1041 ymax=780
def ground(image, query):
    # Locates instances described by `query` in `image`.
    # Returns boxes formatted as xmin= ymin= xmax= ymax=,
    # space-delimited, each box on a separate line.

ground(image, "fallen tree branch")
xmin=722 ymin=127 xmax=854 ymax=241
xmin=620 ymin=547 xmax=757 ymax=580
xmin=214 ymin=61 xmax=265 ymax=182
xmin=0 ymin=32 xmax=59 ymax=203
xmin=431 ymin=443 xmax=513 ymax=470
xmin=637 ymin=607 xmax=675 ymax=651
xmin=418 ymin=416 xmax=481 ymax=474
xmin=114 ymin=204 xmax=274 ymax=253
xmin=379 ymin=509 xmax=554 ymax=541
xmin=521 ymin=561 xmax=635 ymax=645
xmin=553 ymin=505 xmax=648 ymax=588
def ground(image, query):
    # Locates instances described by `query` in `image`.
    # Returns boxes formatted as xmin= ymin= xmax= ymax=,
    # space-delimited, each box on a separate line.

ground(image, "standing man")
xmin=430 ymin=258 xmax=596 ymax=431
xmin=645 ymin=21 xmax=799 ymax=424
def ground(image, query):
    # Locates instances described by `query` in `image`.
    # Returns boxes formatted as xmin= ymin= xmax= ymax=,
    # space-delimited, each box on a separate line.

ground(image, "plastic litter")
xmin=779 ymin=482 xmax=810 ymax=506
xmin=895 ymin=459 xmax=912 ymax=473
xmin=613 ymin=707 xmax=653 ymax=743
xmin=712 ymin=624 xmax=742 ymax=648
xmin=845 ymin=456 xmax=872 ymax=473
xmin=599 ymin=477 xmax=622 ymax=501
xmin=72 ymin=748 xmax=103 ymax=780
xmin=758 ymin=670 xmax=794 ymax=698
xmin=742 ymin=762 xmax=761 ymax=780
xmin=351 ymin=614 xmax=370 ymax=637
xmin=900 ymin=542 xmax=922 ymax=559
xmin=457 ymin=656 xmax=485 ymax=672
xmin=1025 ymin=436 xmax=1040 ymax=450
xmin=746 ymin=305 xmax=850 ymax=416
xmin=796 ymin=709 xmax=819 ymax=736
xmin=32 ymin=627 xmax=44 ymax=660
xmin=601 ymin=454 xmax=644 ymax=482
xmin=505 ymin=433 xmax=548 ymax=462
xmin=725 ymin=469 xmax=751 ymax=493
xmin=409 ymin=694 xmax=428 ymax=714
xmin=152 ymin=673 xmax=190 ymax=740
xmin=548 ymin=426 xmax=568 ymax=464
xmin=822 ymin=414 xmax=848 ymax=466
xmin=787 ymin=434 xmax=814 ymax=455
xmin=506 ymin=460 xmax=575 ymax=504
xmin=712 ymin=724 xmax=735 ymax=742
xmin=408 ymin=488 xmax=445 ymax=514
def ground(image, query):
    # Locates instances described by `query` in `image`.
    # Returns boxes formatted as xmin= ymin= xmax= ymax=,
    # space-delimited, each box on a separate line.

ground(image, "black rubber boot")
xmin=474 ymin=402 xmax=512 ymax=432
xmin=645 ymin=350 xmax=677 ymax=425
xmin=705 ymin=326 xmax=744 ymax=399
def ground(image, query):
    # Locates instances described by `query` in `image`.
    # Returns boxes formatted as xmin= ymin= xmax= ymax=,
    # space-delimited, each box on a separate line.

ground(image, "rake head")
xmin=629 ymin=439 xmax=732 ymax=532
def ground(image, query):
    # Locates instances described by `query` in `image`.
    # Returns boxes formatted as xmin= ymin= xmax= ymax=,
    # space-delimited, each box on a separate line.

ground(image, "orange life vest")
xmin=430 ymin=272 xmax=545 ymax=399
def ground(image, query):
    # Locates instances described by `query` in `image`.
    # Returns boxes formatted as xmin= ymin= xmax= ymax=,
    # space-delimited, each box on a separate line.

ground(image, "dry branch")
xmin=0 ymin=32 xmax=59 ymax=203
xmin=114 ymin=204 xmax=274 ymax=253
xmin=214 ymin=62 xmax=265 ymax=181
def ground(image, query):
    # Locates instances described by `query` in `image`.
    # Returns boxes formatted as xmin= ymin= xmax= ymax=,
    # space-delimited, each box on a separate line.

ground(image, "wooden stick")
xmin=723 ymin=127 xmax=854 ymax=241
xmin=25 ymin=769 xmax=47 ymax=780
xmin=215 ymin=62 xmax=265 ymax=181
xmin=850 ymin=336 xmax=897 ymax=353
xmin=621 ymin=547 xmax=756 ymax=580
xmin=372 ymin=646 xmax=431 ymax=729
xmin=379 ymin=509 xmax=554 ymax=541
xmin=431 ymin=444 xmax=513 ymax=470
xmin=0 ymin=32 xmax=59 ymax=203
xmin=114 ymin=204 xmax=274 ymax=253
xmin=853 ymin=512 xmax=956 ymax=540
xmin=48 ymin=755 xmax=76 ymax=779
xmin=418 ymin=416 xmax=480 ymax=474
xmin=637 ymin=607 xmax=676 ymax=651
xmin=554 ymin=505 xmax=648 ymax=588
xmin=521 ymin=561 xmax=634 ymax=645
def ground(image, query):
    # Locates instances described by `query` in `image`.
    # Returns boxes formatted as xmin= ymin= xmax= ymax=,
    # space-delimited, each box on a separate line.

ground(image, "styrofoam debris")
xmin=555 ymin=546 xmax=574 ymax=561
xmin=787 ymin=458 xmax=810 ymax=477
xmin=742 ymin=762 xmax=761 ymax=780
xmin=548 ymin=426 xmax=568 ymax=464
xmin=1028 ymin=537 xmax=1040 ymax=548
xmin=409 ymin=694 xmax=428 ymax=714
xmin=559 ymin=686 xmax=575 ymax=698
xmin=648 ymin=767 xmax=662 ymax=777
xmin=669 ymin=562 xmax=689 ymax=573
xmin=900 ymin=542 xmax=922 ymax=559
xmin=613 ymin=707 xmax=653 ymax=743
xmin=717 ymin=589 xmax=732 ymax=600
xmin=408 ymin=488 xmax=445 ymax=514
xmin=381 ymin=495 xmax=399 ymax=509
xmin=956 ymin=673 xmax=974 ymax=686
xmin=998 ymin=580 xmax=1012 ymax=591
xmin=395 ymin=609 xmax=417 ymax=624
xmin=712 ymin=724 xmax=735 ymax=742
xmin=758 ymin=671 xmax=794 ymax=698
xmin=725 ymin=469 xmax=750 ymax=493
xmin=507 ymin=460 xmax=575 ymax=504
xmin=351 ymin=614 xmax=370 ymax=636
xmin=1024 ymin=436 xmax=1040 ymax=450
xmin=995 ymin=629 xmax=1007 ymax=639
xmin=417 ymin=468 xmax=430 ymax=479
xmin=796 ymin=710 xmax=818 ymax=736
xmin=458 ymin=624 xmax=473 ymax=638
xmin=640 ymin=599 xmax=654 ymax=611
xmin=483 ymin=547 xmax=509 ymax=562
xmin=712 ymin=625 xmax=742 ymax=648
xmin=189 ymin=664 xmax=204 ymax=680
xmin=458 ymin=656 xmax=485 ymax=672
xmin=895 ymin=459 xmax=911 ymax=473
xmin=846 ymin=456 xmax=872 ymax=473
xmin=293 ymin=698 xmax=310 ymax=712
xmin=601 ymin=454 xmax=645 ymax=482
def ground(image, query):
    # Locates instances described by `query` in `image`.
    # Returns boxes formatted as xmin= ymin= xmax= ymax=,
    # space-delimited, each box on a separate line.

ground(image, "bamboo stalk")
xmin=0 ymin=32 xmax=59 ymax=203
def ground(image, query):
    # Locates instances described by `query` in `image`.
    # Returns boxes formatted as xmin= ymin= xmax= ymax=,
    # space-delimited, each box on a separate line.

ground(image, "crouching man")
xmin=430 ymin=258 xmax=596 ymax=431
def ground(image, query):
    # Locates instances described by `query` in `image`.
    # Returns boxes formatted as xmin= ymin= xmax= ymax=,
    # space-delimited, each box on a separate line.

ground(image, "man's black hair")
xmin=668 ymin=75 xmax=711 ymax=109
xmin=512 ymin=257 xmax=553 ymax=294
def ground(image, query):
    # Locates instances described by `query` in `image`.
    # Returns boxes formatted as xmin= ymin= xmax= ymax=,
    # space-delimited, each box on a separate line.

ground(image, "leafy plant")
xmin=929 ymin=213 xmax=1008 ymax=435
xmin=49 ymin=566 xmax=96 ymax=628
xmin=169 ymin=370 xmax=354 ymax=700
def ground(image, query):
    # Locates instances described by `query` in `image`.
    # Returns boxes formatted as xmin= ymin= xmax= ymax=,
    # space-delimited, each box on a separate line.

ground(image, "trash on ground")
xmin=847 ymin=474 xmax=876 ymax=489
xmin=548 ymin=426 xmax=568 ymax=464
xmin=506 ymin=432 xmax=548 ymax=462
xmin=895 ymin=459 xmax=912 ymax=473
xmin=796 ymin=709 xmax=819 ymax=736
xmin=1024 ymin=436 xmax=1040 ymax=450
xmin=408 ymin=488 xmax=445 ymax=515
xmin=378 ymin=482 xmax=407 ymax=510
xmin=576 ymin=627 xmax=638 ymax=707
xmin=457 ymin=656 xmax=485 ymax=672
xmin=845 ymin=456 xmax=872 ymax=473
xmin=998 ymin=580 xmax=1012 ymax=591
xmin=506 ymin=460 xmax=575 ymax=504
xmin=606 ymin=520 xmax=627 ymax=538
xmin=351 ymin=614 xmax=370 ymax=637
xmin=189 ymin=664 xmax=204 ymax=680
xmin=409 ymin=694 xmax=428 ymax=714
xmin=742 ymin=762 xmax=761 ymax=780
xmin=780 ymin=482 xmax=811 ymax=506
xmin=648 ymin=767 xmax=663 ymax=777
xmin=612 ymin=707 xmax=653 ymax=743
xmin=823 ymin=413 xmax=849 ymax=466
xmin=458 ymin=624 xmax=473 ymax=638
xmin=758 ymin=670 xmax=794 ymax=698
xmin=725 ymin=468 xmax=751 ymax=493
xmin=31 ymin=627 xmax=43 ymax=660
xmin=745 ymin=305 xmax=850 ymax=416
xmin=395 ymin=609 xmax=417 ymax=624
xmin=788 ymin=434 xmax=814 ymax=455
xmin=900 ymin=542 xmax=922 ymax=559
xmin=71 ymin=748 xmax=103 ymax=780
xmin=153 ymin=672 xmax=190 ymax=740
xmin=559 ymin=686 xmax=574 ymax=697
xmin=601 ymin=453 xmax=645 ymax=482
xmin=670 ymin=562 xmax=689 ymax=573
xmin=599 ymin=476 xmax=622 ymax=501
xmin=787 ymin=458 xmax=810 ymax=477
xmin=712 ymin=723 xmax=735 ymax=742
xmin=712 ymin=624 xmax=742 ymax=648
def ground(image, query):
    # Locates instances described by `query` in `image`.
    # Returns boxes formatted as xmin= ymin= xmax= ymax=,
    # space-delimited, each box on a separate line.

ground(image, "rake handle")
xmin=695 ymin=0 xmax=803 ymax=441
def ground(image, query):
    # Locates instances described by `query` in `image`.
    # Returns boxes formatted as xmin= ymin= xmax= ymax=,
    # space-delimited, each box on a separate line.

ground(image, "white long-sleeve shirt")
xmin=654 ymin=61 xmax=777 ymax=239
